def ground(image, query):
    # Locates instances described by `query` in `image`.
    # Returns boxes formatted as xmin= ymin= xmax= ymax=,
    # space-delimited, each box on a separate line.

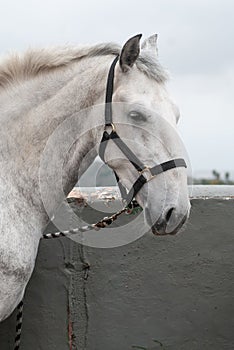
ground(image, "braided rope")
xmin=43 ymin=201 xmax=142 ymax=240
xmin=42 ymin=206 xmax=129 ymax=239
xmin=14 ymin=300 xmax=24 ymax=350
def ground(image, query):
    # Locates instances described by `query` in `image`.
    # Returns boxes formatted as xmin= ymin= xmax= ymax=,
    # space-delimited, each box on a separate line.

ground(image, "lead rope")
xmin=14 ymin=301 xmax=23 ymax=350
xmin=42 ymin=200 xmax=141 ymax=239
xmin=13 ymin=200 xmax=141 ymax=349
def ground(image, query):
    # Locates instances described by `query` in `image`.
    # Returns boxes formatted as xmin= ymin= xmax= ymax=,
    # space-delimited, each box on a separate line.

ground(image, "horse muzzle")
xmin=145 ymin=206 xmax=190 ymax=236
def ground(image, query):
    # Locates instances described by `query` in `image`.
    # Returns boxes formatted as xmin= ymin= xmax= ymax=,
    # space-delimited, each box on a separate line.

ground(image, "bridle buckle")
xmin=139 ymin=167 xmax=155 ymax=182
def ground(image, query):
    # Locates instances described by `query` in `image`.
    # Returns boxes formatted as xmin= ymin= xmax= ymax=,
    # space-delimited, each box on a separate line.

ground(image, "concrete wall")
xmin=0 ymin=187 xmax=234 ymax=350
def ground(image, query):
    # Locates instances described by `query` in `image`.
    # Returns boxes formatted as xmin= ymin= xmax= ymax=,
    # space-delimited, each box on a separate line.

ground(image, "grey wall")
xmin=0 ymin=195 xmax=234 ymax=350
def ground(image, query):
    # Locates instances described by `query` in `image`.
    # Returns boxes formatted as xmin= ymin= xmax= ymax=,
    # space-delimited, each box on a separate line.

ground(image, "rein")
xmin=13 ymin=55 xmax=186 ymax=350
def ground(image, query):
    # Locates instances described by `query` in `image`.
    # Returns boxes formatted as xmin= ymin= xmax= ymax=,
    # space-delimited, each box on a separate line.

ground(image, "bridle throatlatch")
xmin=99 ymin=55 xmax=187 ymax=207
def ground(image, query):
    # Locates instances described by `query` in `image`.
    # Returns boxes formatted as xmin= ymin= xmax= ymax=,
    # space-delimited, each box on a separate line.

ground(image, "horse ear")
xmin=141 ymin=34 xmax=158 ymax=56
xmin=119 ymin=34 xmax=142 ymax=73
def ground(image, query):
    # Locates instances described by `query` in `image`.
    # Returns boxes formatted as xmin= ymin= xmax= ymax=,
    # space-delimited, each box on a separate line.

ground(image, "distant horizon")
xmin=192 ymin=169 xmax=234 ymax=180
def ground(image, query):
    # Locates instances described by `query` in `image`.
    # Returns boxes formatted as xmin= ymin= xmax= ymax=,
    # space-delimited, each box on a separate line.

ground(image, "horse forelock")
xmin=0 ymin=43 xmax=168 ymax=89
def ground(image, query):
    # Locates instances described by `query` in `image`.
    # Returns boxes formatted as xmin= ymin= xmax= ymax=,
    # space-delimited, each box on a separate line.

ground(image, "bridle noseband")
xmin=99 ymin=56 xmax=187 ymax=206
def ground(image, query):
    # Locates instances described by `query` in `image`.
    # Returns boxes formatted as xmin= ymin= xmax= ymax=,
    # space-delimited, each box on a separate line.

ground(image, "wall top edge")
xmin=68 ymin=185 xmax=234 ymax=202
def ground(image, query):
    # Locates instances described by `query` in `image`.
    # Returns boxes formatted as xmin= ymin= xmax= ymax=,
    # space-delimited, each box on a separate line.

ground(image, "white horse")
xmin=0 ymin=34 xmax=190 ymax=322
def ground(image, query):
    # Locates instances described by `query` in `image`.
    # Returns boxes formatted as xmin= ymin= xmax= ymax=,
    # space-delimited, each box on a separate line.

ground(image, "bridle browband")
xmin=99 ymin=56 xmax=187 ymax=206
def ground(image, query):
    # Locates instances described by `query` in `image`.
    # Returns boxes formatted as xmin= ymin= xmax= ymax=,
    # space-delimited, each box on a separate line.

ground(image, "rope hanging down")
xmin=14 ymin=301 xmax=23 ymax=350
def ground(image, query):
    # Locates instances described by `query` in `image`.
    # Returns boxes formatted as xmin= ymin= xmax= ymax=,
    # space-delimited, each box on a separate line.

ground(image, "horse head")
xmin=100 ymin=34 xmax=191 ymax=235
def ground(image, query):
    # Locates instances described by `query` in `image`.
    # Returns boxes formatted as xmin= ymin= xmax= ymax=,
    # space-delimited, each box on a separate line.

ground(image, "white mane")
xmin=0 ymin=43 xmax=168 ymax=89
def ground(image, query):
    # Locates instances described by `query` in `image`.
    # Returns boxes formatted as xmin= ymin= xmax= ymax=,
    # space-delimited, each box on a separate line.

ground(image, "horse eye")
xmin=128 ymin=111 xmax=147 ymax=122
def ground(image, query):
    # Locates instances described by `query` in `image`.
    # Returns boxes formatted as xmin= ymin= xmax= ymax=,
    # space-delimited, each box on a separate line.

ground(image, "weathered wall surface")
xmin=0 ymin=195 xmax=234 ymax=350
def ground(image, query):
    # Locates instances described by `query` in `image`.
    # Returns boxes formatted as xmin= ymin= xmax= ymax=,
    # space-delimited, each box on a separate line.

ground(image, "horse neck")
xmin=0 ymin=55 xmax=111 ymax=236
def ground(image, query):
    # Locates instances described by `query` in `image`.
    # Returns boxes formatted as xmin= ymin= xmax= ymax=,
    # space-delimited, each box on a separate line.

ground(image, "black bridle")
xmin=99 ymin=56 xmax=187 ymax=206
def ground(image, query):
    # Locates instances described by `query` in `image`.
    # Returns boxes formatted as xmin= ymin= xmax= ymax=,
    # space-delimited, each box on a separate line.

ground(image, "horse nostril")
xmin=165 ymin=207 xmax=174 ymax=223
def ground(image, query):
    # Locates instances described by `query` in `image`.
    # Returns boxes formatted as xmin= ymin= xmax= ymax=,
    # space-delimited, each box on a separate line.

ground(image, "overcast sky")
xmin=1 ymin=0 xmax=233 ymax=178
